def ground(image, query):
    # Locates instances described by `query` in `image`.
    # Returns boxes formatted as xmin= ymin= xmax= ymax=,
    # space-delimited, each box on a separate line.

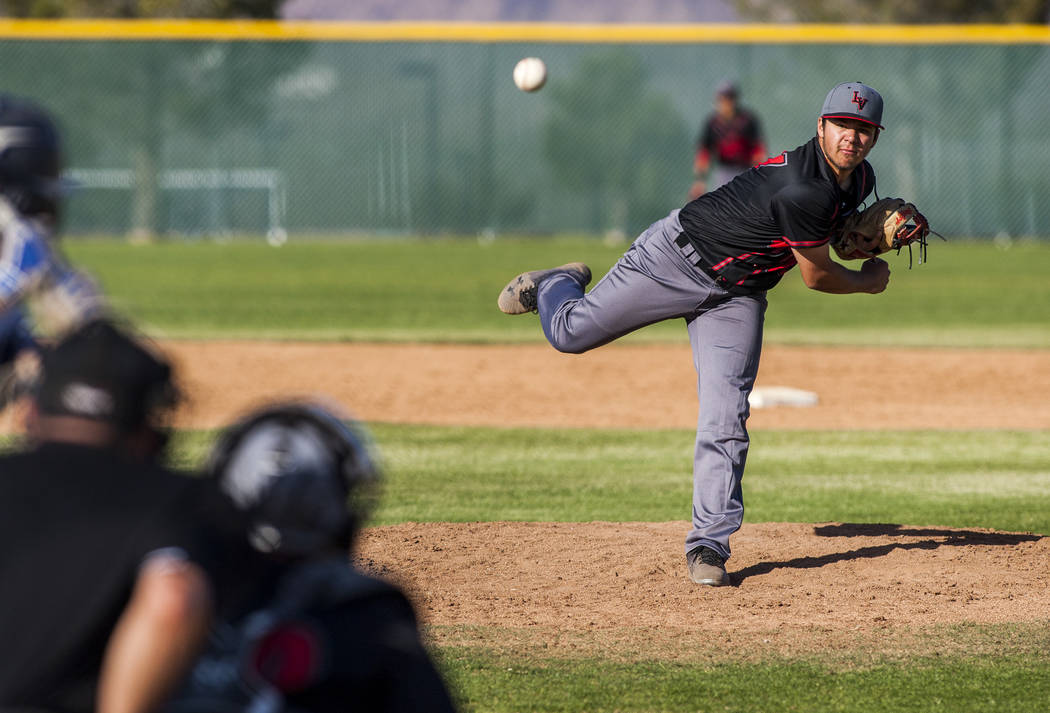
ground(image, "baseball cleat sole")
xmin=497 ymin=262 xmax=591 ymax=315
xmin=688 ymin=564 xmax=731 ymax=587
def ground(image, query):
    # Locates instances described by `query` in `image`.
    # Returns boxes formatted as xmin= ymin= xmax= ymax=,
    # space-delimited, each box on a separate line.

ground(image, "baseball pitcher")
xmin=497 ymin=82 xmax=934 ymax=587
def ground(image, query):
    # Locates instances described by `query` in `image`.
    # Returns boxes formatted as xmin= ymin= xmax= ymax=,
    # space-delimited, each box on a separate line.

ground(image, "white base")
xmin=748 ymin=386 xmax=819 ymax=409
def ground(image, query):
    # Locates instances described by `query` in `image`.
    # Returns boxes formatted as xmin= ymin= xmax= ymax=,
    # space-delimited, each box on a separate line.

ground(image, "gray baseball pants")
xmin=536 ymin=209 xmax=767 ymax=560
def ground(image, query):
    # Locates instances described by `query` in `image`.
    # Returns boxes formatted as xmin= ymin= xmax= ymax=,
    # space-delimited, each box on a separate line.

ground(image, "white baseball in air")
xmin=513 ymin=57 xmax=547 ymax=92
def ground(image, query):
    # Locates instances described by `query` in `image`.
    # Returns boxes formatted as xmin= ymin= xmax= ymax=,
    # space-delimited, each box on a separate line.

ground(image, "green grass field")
xmin=55 ymin=237 xmax=1050 ymax=711
xmin=64 ymin=236 xmax=1050 ymax=346
xmin=170 ymin=426 xmax=1050 ymax=534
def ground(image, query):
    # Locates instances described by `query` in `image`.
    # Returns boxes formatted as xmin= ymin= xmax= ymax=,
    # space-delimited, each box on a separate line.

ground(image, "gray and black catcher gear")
xmin=207 ymin=402 xmax=381 ymax=558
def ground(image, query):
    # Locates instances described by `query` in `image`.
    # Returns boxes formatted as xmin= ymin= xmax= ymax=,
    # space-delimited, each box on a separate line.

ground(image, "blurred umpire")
xmin=0 ymin=319 xmax=225 ymax=713
xmin=168 ymin=401 xmax=457 ymax=713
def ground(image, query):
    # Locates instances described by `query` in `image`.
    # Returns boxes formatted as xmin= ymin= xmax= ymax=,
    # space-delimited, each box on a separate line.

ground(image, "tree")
xmin=732 ymin=0 xmax=1049 ymax=23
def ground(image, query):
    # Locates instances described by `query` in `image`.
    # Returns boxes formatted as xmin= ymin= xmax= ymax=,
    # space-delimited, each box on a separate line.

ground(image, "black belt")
xmin=674 ymin=233 xmax=738 ymax=292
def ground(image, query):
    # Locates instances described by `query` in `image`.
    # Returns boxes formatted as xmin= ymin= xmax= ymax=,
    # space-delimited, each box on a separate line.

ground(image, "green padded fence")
xmin=2 ymin=21 xmax=1047 ymax=239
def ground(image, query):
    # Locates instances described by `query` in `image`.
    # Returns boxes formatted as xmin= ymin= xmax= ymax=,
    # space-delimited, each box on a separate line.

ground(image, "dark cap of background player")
xmin=819 ymin=81 xmax=884 ymax=129
xmin=35 ymin=318 xmax=179 ymax=434
xmin=715 ymin=79 xmax=738 ymax=98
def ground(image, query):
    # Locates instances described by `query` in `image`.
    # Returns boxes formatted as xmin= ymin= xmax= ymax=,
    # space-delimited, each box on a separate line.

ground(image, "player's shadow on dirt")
xmin=729 ymin=522 xmax=1042 ymax=586
xmin=812 ymin=522 xmax=1041 ymax=542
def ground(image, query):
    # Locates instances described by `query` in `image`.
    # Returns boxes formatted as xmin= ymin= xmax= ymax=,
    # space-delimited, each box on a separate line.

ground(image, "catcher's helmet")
xmin=207 ymin=401 xmax=381 ymax=558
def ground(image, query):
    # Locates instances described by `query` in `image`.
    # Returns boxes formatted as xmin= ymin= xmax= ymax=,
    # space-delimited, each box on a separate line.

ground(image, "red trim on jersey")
xmin=733 ymin=262 xmax=795 ymax=286
xmin=711 ymin=247 xmax=800 ymax=282
xmin=756 ymin=152 xmax=787 ymax=167
xmin=711 ymin=252 xmax=758 ymax=271
xmin=776 ymin=235 xmax=823 ymax=249
xmin=783 ymin=236 xmax=830 ymax=248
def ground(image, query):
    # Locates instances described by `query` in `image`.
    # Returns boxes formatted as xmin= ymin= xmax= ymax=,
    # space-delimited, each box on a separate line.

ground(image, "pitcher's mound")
xmin=357 ymin=521 xmax=1046 ymax=641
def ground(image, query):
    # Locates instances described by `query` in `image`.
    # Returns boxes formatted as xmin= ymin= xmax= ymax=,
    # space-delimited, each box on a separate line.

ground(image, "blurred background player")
xmin=169 ymin=400 xmax=458 ymax=713
xmin=0 ymin=318 xmax=225 ymax=713
xmin=688 ymin=80 xmax=767 ymax=199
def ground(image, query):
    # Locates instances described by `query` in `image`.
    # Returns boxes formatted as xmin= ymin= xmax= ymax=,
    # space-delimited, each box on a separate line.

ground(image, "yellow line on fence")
xmin=0 ymin=19 xmax=1049 ymax=43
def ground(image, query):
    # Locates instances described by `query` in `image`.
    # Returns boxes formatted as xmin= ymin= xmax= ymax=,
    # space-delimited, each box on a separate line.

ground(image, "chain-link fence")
xmin=2 ymin=23 xmax=1047 ymax=239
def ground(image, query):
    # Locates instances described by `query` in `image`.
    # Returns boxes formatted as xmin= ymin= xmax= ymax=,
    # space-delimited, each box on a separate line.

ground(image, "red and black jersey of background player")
xmin=697 ymin=108 xmax=765 ymax=170
xmin=677 ymin=136 xmax=876 ymax=295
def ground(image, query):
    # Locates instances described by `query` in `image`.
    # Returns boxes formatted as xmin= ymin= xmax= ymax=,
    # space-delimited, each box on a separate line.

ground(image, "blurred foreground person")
xmin=169 ymin=401 xmax=457 ymax=713
xmin=0 ymin=94 xmax=106 ymax=415
xmin=0 ymin=94 xmax=106 ymax=338
xmin=0 ymin=305 xmax=38 ymax=411
xmin=0 ymin=319 xmax=219 ymax=713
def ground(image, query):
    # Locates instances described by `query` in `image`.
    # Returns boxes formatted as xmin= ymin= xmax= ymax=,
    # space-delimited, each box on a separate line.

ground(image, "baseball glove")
xmin=832 ymin=197 xmax=942 ymax=266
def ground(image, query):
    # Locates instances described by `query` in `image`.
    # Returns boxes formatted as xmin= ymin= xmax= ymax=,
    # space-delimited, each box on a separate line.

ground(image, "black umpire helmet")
xmin=206 ymin=401 xmax=381 ymax=559
xmin=0 ymin=94 xmax=65 ymax=217
xmin=36 ymin=318 xmax=179 ymax=436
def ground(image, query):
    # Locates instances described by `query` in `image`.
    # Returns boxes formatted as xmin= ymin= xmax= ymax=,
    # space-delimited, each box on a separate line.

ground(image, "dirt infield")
xmin=161 ymin=341 xmax=1050 ymax=431
xmin=7 ymin=340 xmax=1046 ymax=645
xmin=356 ymin=521 xmax=1049 ymax=657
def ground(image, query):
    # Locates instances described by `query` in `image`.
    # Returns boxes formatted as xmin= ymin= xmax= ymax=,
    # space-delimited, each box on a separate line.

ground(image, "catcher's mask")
xmin=0 ymin=94 xmax=68 ymax=218
xmin=207 ymin=401 xmax=381 ymax=558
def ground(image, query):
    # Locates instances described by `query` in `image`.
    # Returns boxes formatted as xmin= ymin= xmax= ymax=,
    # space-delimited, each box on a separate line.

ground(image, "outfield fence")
xmin=3 ymin=21 xmax=1049 ymax=239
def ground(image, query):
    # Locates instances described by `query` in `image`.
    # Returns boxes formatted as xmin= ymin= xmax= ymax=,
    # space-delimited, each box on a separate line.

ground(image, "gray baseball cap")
xmin=819 ymin=81 xmax=884 ymax=129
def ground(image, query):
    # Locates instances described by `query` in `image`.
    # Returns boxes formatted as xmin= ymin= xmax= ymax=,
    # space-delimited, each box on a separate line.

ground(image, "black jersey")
xmin=678 ymin=136 xmax=876 ymax=295
xmin=0 ymin=443 xmax=222 ymax=713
